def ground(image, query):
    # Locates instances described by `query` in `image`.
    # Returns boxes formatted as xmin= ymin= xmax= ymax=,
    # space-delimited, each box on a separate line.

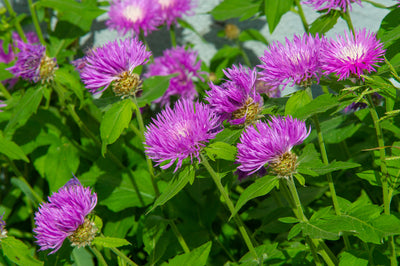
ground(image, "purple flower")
xmin=344 ymin=92 xmax=382 ymax=113
xmin=107 ymin=0 xmax=162 ymax=36
xmin=0 ymin=213 xmax=7 ymax=239
xmin=6 ymin=41 xmax=57 ymax=83
xmin=255 ymin=77 xmax=281 ymax=98
xmin=303 ymin=0 xmax=362 ymax=12
xmin=157 ymin=0 xmax=196 ymax=27
xmin=34 ymin=177 xmax=97 ymax=254
xmin=80 ymin=38 xmax=151 ymax=96
xmin=258 ymin=33 xmax=324 ymax=91
xmin=144 ymin=98 xmax=221 ymax=172
xmin=0 ymin=32 xmax=39 ymax=64
xmin=321 ymin=29 xmax=385 ymax=80
xmin=145 ymin=46 xmax=203 ymax=106
xmin=205 ymin=64 xmax=263 ymax=125
xmin=236 ymin=115 xmax=310 ymax=177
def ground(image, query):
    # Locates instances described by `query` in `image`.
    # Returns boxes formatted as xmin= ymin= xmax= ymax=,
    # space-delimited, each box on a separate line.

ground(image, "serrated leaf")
xmin=92 ymin=236 xmax=131 ymax=248
xmin=100 ymin=99 xmax=133 ymax=155
xmin=264 ymin=0 xmax=293 ymax=34
xmin=148 ymin=165 xmax=194 ymax=213
xmin=231 ymin=175 xmax=278 ymax=218
xmin=0 ymin=132 xmax=29 ymax=162
xmin=1 ymin=236 xmax=43 ymax=266
xmin=4 ymin=86 xmax=43 ymax=137
xmin=162 ymin=241 xmax=212 ymax=266
xmin=205 ymin=142 xmax=237 ymax=161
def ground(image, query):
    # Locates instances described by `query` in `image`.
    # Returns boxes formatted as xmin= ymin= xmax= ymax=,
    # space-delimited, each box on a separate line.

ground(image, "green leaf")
xmin=339 ymin=251 xmax=368 ymax=266
xmin=148 ymin=165 xmax=194 ymax=213
xmin=205 ymin=142 xmax=237 ymax=161
xmin=92 ymin=236 xmax=131 ymax=248
xmin=93 ymin=215 xmax=103 ymax=233
xmin=294 ymin=94 xmax=339 ymax=120
xmin=162 ymin=241 xmax=212 ymax=266
xmin=54 ymin=68 xmax=84 ymax=102
xmin=294 ymin=173 xmax=305 ymax=186
xmin=284 ymin=90 xmax=312 ymax=116
xmin=309 ymin=10 xmax=340 ymax=35
xmin=278 ymin=217 xmax=299 ymax=224
xmin=136 ymin=74 xmax=177 ymax=107
xmin=1 ymin=236 xmax=43 ymax=266
xmin=142 ymin=215 xmax=168 ymax=256
xmin=288 ymin=223 xmax=302 ymax=240
xmin=0 ymin=132 xmax=29 ymax=162
xmin=264 ymin=0 xmax=293 ymax=33
xmin=356 ymin=170 xmax=382 ymax=187
xmin=11 ymin=177 xmax=40 ymax=206
xmin=4 ymin=86 xmax=43 ymax=137
xmin=239 ymin=29 xmax=268 ymax=45
xmin=100 ymin=99 xmax=133 ymax=155
xmin=231 ymin=175 xmax=278 ymax=218
xmin=311 ymin=161 xmax=360 ymax=176
xmin=210 ymin=0 xmax=261 ymax=21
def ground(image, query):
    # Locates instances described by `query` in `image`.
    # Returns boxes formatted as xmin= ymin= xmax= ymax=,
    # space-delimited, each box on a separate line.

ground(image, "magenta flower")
xmin=34 ymin=177 xmax=98 ymax=254
xmin=236 ymin=115 xmax=310 ymax=177
xmin=80 ymin=38 xmax=151 ymax=96
xmin=157 ymin=0 xmax=195 ymax=27
xmin=144 ymin=98 xmax=221 ymax=172
xmin=205 ymin=64 xmax=263 ymax=125
xmin=6 ymin=41 xmax=57 ymax=83
xmin=321 ymin=29 xmax=385 ymax=80
xmin=0 ymin=32 xmax=39 ymax=64
xmin=0 ymin=213 xmax=7 ymax=239
xmin=258 ymin=33 xmax=324 ymax=90
xmin=303 ymin=0 xmax=362 ymax=12
xmin=145 ymin=46 xmax=203 ymax=106
xmin=107 ymin=0 xmax=162 ymax=36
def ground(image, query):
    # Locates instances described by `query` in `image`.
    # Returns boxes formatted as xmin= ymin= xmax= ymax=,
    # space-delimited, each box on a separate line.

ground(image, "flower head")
xmin=6 ymin=41 xmax=57 ymax=83
xmin=80 ymin=38 xmax=151 ymax=97
xmin=0 ymin=32 xmax=39 ymax=64
xmin=144 ymin=98 xmax=221 ymax=172
xmin=303 ymin=0 xmax=362 ymax=12
xmin=107 ymin=0 xmax=162 ymax=36
xmin=258 ymin=33 xmax=324 ymax=90
xmin=236 ymin=115 xmax=310 ymax=177
xmin=157 ymin=0 xmax=195 ymax=27
xmin=0 ymin=213 xmax=7 ymax=239
xmin=321 ymin=29 xmax=385 ymax=80
xmin=145 ymin=46 xmax=203 ymax=106
xmin=34 ymin=177 xmax=98 ymax=254
xmin=206 ymin=64 xmax=263 ymax=125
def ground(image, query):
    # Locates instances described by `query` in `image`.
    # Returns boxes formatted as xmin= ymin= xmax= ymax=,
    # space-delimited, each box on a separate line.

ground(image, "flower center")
xmin=269 ymin=151 xmax=298 ymax=177
xmin=158 ymin=0 xmax=174 ymax=8
xmin=123 ymin=5 xmax=144 ymax=23
xmin=68 ymin=218 xmax=97 ymax=248
xmin=39 ymin=55 xmax=57 ymax=82
xmin=112 ymin=71 xmax=142 ymax=97
xmin=171 ymin=120 xmax=190 ymax=140
xmin=232 ymin=97 xmax=261 ymax=125
xmin=225 ymin=24 xmax=240 ymax=40
xmin=338 ymin=43 xmax=366 ymax=61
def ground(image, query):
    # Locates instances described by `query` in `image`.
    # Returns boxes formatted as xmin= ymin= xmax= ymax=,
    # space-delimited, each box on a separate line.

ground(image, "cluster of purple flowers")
xmin=258 ymin=29 xmax=385 ymax=90
xmin=34 ymin=177 xmax=97 ymax=254
xmin=107 ymin=0 xmax=195 ymax=36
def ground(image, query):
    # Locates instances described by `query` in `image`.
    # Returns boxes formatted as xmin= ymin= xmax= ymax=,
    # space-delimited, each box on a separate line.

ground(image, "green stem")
xmin=294 ymin=0 xmax=309 ymax=33
xmin=366 ymin=94 xmax=397 ymax=266
xmin=3 ymin=0 xmax=27 ymax=42
xmin=169 ymin=220 xmax=190 ymax=253
xmin=90 ymin=246 xmax=108 ymax=266
xmin=131 ymin=95 xmax=159 ymax=197
xmin=279 ymin=179 xmax=338 ymax=266
xmin=170 ymin=25 xmax=177 ymax=47
xmin=305 ymin=87 xmax=350 ymax=250
xmin=110 ymin=247 xmax=138 ymax=266
xmin=0 ymin=82 xmax=12 ymax=100
xmin=27 ymin=0 xmax=45 ymax=44
xmin=342 ymin=8 xmax=355 ymax=34
xmin=200 ymin=153 xmax=259 ymax=262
